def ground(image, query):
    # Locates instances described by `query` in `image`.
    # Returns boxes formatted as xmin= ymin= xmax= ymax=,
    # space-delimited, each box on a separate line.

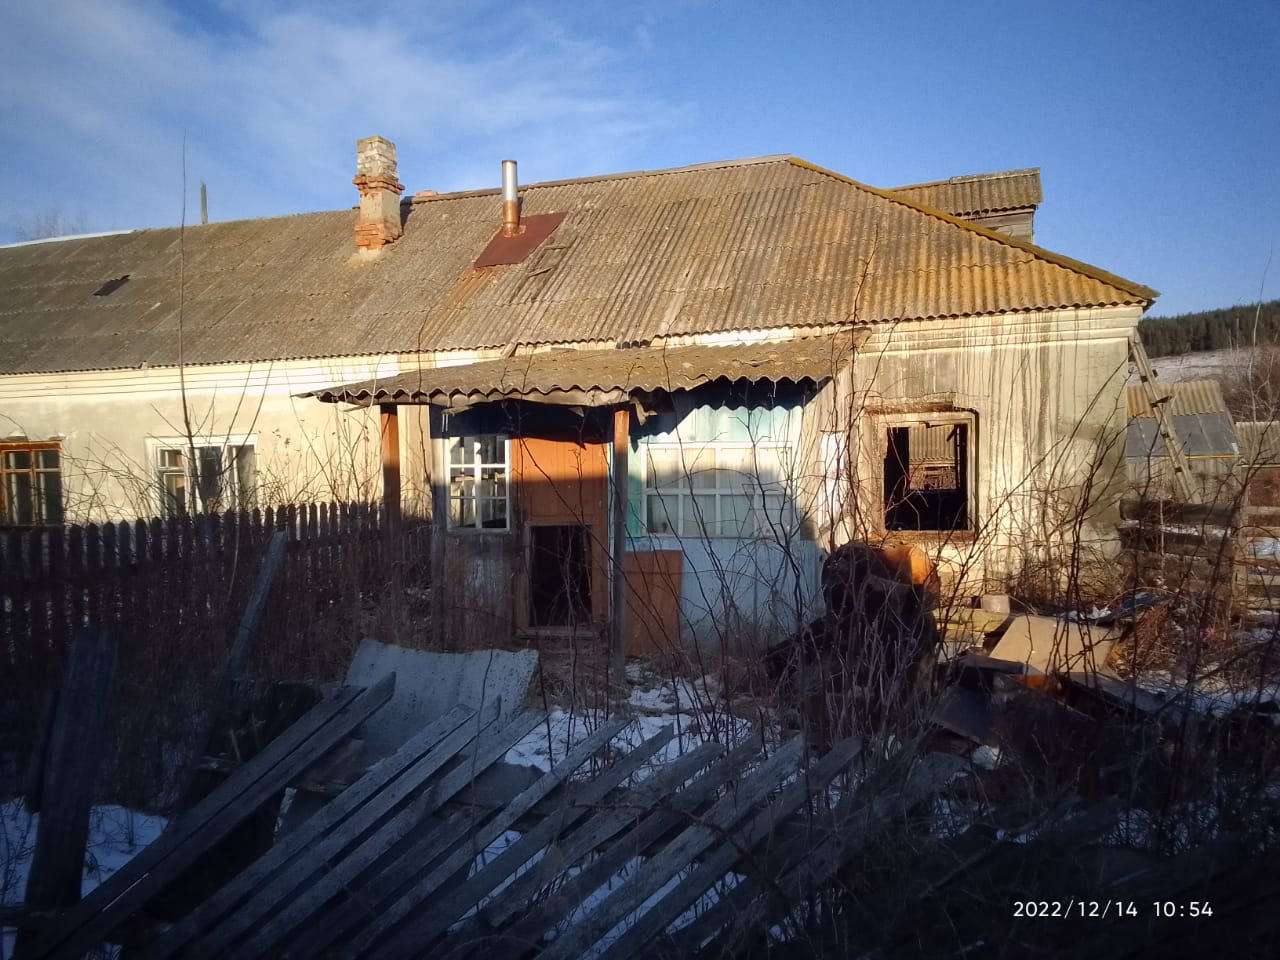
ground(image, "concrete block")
xmin=988 ymin=615 xmax=1116 ymax=675
xmin=345 ymin=642 xmax=538 ymax=756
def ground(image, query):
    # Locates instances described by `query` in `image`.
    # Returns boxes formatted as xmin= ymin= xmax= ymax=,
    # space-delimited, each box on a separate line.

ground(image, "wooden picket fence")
xmin=0 ymin=502 xmax=430 ymax=805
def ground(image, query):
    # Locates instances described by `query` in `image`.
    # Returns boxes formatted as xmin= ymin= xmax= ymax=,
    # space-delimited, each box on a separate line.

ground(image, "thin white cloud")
xmin=0 ymin=0 xmax=691 ymax=237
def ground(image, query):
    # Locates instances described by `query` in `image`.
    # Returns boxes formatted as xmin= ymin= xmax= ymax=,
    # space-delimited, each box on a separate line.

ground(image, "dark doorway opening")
xmin=529 ymin=525 xmax=592 ymax=627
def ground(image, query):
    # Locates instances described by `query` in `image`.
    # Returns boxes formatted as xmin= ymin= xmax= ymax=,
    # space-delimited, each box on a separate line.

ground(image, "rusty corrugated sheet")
xmin=305 ymin=334 xmax=859 ymax=406
xmin=890 ymin=169 xmax=1043 ymax=217
xmin=0 ymin=156 xmax=1152 ymax=376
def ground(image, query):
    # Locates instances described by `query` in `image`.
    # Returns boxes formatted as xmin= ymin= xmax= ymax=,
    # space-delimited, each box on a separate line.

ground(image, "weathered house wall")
xmin=0 ymin=358 xmax=430 ymax=522
xmin=818 ymin=306 xmax=1142 ymax=592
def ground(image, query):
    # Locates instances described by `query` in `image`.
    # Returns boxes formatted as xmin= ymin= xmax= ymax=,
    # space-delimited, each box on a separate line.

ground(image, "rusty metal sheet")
xmin=472 ymin=212 xmax=567 ymax=268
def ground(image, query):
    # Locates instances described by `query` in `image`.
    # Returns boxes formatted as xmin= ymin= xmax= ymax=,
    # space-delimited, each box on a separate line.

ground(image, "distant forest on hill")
xmin=1139 ymin=299 xmax=1280 ymax=357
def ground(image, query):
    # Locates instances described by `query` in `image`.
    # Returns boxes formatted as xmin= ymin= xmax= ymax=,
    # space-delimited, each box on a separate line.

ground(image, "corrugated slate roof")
xmin=1125 ymin=380 xmax=1229 ymax=418
xmin=1236 ymin=421 xmax=1280 ymax=464
xmin=0 ymin=156 xmax=1153 ymax=375
xmin=306 ymin=334 xmax=859 ymax=407
xmin=1126 ymin=380 xmax=1238 ymax=458
xmin=890 ymin=169 xmax=1043 ymax=217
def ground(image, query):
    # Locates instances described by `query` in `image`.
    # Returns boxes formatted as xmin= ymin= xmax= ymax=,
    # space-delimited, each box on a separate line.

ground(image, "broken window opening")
xmin=528 ymin=524 xmax=591 ymax=627
xmin=447 ymin=434 xmax=510 ymax=530
xmin=153 ymin=438 xmax=256 ymax=517
xmin=1 ymin=441 xmax=63 ymax=526
xmin=883 ymin=418 xmax=972 ymax=532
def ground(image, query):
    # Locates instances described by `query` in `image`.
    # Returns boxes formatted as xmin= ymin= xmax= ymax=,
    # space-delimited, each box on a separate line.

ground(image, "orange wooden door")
xmin=622 ymin=550 xmax=683 ymax=657
xmin=513 ymin=437 xmax=610 ymax=628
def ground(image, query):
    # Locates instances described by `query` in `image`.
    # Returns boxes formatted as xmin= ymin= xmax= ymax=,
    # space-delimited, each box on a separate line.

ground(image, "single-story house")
xmin=0 ymin=137 xmax=1155 ymax=651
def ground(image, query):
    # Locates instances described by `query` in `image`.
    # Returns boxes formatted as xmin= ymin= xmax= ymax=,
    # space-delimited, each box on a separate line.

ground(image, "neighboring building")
xmin=1125 ymin=379 xmax=1241 ymax=502
xmin=0 ymin=138 xmax=1155 ymax=649
xmin=890 ymin=168 xmax=1042 ymax=243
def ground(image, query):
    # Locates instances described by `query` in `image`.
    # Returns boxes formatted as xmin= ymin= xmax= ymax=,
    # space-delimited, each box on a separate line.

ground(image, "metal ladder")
xmin=1129 ymin=331 xmax=1197 ymax=502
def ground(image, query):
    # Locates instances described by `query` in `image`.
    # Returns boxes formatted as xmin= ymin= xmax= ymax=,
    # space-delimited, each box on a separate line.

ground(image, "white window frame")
xmin=446 ymin=434 xmax=511 ymax=531
xmin=642 ymin=440 xmax=795 ymax=538
xmin=147 ymin=434 xmax=257 ymax=517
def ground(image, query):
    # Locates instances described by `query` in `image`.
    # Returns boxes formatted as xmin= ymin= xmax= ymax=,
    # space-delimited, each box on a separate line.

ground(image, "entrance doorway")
xmin=529 ymin=525 xmax=592 ymax=627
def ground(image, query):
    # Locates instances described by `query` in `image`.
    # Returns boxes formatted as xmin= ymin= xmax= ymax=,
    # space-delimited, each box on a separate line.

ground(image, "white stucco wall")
xmin=0 ymin=357 xmax=427 ymax=522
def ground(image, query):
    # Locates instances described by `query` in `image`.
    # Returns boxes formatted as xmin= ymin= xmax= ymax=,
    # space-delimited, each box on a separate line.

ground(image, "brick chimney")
xmin=352 ymin=136 xmax=405 ymax=251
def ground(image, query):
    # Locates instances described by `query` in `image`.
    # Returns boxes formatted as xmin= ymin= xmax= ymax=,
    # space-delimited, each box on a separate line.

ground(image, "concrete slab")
xmin=988 ymin=615 xmax=1117 ymax=675
xmin=344 ymin=642 xmax=538 ymax=757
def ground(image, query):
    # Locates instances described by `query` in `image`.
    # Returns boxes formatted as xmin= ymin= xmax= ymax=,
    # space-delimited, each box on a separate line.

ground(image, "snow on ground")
xmin=0 ymin=800 xmax=167 ymax=956
xmin=1133 ymin=669 xmax=1280 ymax=716
xmin=505 ymin=668 xmax=761 ymax=775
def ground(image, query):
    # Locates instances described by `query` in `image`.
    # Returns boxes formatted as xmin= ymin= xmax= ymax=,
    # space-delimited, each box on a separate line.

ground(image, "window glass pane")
xmin=478 ymin=496 xmax=507 ymax=528
xmin=41 ymin=471 xmax=64 ymax=524
xmin=6 ymin=450 xmax=31 ymax=470
xmin=37 ymin=450 xmax=60 ymax=470
xmin=234 ymin=446 xmax=257 ymax=507
xmin=449 ymin=438 xmax=473 ymax=466
xmin=720 ymin=494 xmax=753 ymax=537
xmin=476 ymin=435 xmax=504 ymax=465
xmin=683 ymin=494 xmax=715 ymax=536
xmin=756 ymin=446 xmax=789 ymax=481
xmin=687 ymin=447 xmax=718 ymax=489
xmin=450 ymin=496 xmax=474 ymax=528
xmin=646 ymin=448 xmax=681 ymax=490
xmin=159 ymin=448 xmax=184 ymax=469
xmin=646 ymin=493 xmax=676 ymax=534
xmin=197 ymin=446 xmax=224 ymax=505
xmin=450 ymin=475 xmax=475 ymax=500
xmin=716 ymin=447 xmax=752 ymax=486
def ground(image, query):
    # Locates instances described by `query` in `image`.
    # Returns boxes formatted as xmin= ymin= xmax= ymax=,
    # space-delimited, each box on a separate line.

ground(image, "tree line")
xmin=1139 ymin=299 xmax=1280 ymax=357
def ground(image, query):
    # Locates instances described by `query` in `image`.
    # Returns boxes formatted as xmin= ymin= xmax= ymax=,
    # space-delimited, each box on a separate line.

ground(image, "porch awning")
xmin=304 ymin=333 xmax=860 ymax=408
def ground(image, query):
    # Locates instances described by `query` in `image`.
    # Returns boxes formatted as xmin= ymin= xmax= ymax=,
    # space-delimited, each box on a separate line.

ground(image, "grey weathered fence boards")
xmin=0 ymin=502 xmax=422 ymax=682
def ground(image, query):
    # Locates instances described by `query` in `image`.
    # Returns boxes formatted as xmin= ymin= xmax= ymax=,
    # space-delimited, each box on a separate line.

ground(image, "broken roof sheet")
xmin=0 ymin=156 xmax=1153 ymax=375
xmin=890 ymin=169 xmax=1043 ymax=217
xmin=306 ymin=334 xmax=858 ymax=407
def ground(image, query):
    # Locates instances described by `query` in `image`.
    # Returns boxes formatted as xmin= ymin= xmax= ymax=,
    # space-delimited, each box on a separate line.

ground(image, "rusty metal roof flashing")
xmin=474 ymin=212 xmax=567 ymax=268
xmin=303 ymin=334 xmax=861 ymax=409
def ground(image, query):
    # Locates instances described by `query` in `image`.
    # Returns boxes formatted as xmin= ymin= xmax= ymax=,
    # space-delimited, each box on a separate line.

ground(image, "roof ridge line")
xmin=889 ymin=168 xmax=1040 ymax=191
xmin=786 ymin=158 xmax=1157 ymax=303
xmin=411 ymin=154 xmax=795 ymax=203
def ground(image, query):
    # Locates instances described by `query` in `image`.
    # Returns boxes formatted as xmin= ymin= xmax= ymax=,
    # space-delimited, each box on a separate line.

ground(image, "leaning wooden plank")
xmin=24 ymin=674 xmax=396 ymax=960
xmin=694 ymin=752 xmax=966 ymax=959
xmin=599 ymin=737 xmax=863 ymax=960
xmin=347 ymin=716 xmax=631 ymax=960
xmin=145 ymin=703 xmax=483 ymax=960
xmin=14 ymin=629 xmax=117 ymax=960
xmin=484 ymin=739 xmax=764 ymax=957
xmin=536 ymin=736 xmax=806 ymax=960
xmin=389 ymin=725 xmax=684 ymax=953
xmin=476 ymin=739 xmax=725 ymax=936
xmin=250 ymin=709 xmax=547 ymax=960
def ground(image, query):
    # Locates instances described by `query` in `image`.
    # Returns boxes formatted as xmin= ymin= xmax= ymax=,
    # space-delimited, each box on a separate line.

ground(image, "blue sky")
xmin=1 ymin=0 xmax=1276 ymax=316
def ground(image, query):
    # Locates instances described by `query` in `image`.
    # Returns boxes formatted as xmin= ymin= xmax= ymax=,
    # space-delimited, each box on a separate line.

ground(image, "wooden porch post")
xmin=379 ymin=403 xmax=402 ymax=542
xmin=610 ymin=404 xmax=630 ymax=687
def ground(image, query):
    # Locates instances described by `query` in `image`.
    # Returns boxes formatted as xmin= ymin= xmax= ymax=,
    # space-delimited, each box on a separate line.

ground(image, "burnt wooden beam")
xmin=14 ymin=628 xmax=117 ymax=959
